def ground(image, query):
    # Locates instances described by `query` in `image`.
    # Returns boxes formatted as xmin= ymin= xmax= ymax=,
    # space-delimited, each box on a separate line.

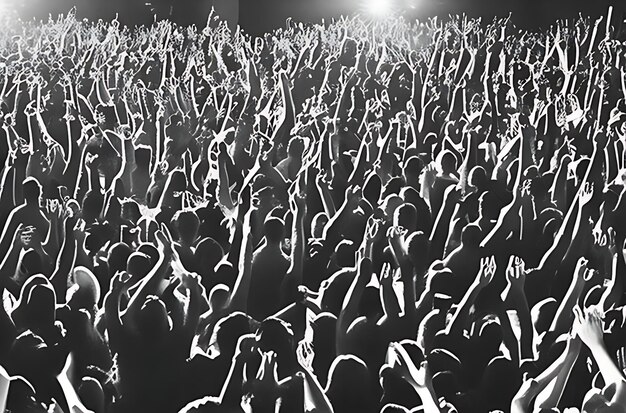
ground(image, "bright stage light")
xmin=364 ymin=0 xmax=392 ymax=16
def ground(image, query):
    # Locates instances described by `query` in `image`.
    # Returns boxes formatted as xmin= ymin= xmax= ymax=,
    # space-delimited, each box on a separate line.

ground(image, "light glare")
xmin=365 ymin=0 xmax=392 ymax=16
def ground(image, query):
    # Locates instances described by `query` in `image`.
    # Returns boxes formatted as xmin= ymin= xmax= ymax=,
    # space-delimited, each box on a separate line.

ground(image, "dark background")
xmin=8 ymin=0 xmax=626 ymax=34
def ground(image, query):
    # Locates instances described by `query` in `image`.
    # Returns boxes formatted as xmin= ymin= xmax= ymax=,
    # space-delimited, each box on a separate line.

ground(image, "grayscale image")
xmin=0 ymin=0 xmax=624 ymax=412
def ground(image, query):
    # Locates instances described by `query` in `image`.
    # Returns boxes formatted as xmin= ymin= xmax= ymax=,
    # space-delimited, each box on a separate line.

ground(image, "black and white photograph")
xmin=0 ymin=0 xmax=625 ymax=412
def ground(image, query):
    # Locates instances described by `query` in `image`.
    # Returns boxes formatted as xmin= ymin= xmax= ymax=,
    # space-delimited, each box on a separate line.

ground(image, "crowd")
xmin=0 ymin=7 xmax=624 ymax=413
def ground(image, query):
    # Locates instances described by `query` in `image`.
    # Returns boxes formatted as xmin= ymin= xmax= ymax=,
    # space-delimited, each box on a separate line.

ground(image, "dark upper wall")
xmin=239 ymin=0 xmax=625 ymax=35
xmin=10 ymin=0 xmax=626 ymax=33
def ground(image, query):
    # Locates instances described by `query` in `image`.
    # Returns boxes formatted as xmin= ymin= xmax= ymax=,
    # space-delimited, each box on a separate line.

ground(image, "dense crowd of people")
xmin=0 ymin=7 xmax=625 ymax=413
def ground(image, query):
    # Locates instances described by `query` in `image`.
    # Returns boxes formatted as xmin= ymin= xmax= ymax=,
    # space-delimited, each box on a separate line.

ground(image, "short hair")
xmin=23 ymin=177 xmax=42 ymax=203
xmin=264 ymin=217 xmax=285 ymax=243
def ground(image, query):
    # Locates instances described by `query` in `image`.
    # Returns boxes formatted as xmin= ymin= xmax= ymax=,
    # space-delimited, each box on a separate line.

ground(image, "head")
xmin=403 ymin=156 xmax=424 ymax=183
xmin=137 ymin=296 xmax=170 ymax=341
xmin=77 ymin=377 xmax=105 ymax=413
xmin=437 ymin=150 xmax=457 ymax=175
xmin=320 ymin=271 xmax=355 ymax=316
xmin=417 ymin=309 xmax=444 ymax=352
xmin=82 ymin=190 xmax=104 ymax=223
xmin=25 ymin=284 xmax=57 ymax=327
xmin=17 ymin=249 xmax=43 ymax=279
xmin=121 ymin=199 xmax=141 ymax=224
xmin=22 ymin=177 xmax=42 ymax=205
xmin=194 ymin=237 xmax=224 ymax=273
xmin=460 ymin=224 xmax=483 ymax=247
xmin=135 ymin=145 xmax=152 ymax=170
xmin=468 ymin=166 xmax=488 ymax=191
xmin=209 ymin=284 xmax=230 ymax=311
xmin=325 ymin=355 xmax=374 ymax=409
xmin=393 ymin=203 xmax=417 ymax=232
xmin=363 ymin=173 xmax=382 ymax=206
xmin=212 ymin=312 xmax=254 ymax=356
xmin=255 ymin=318 xmax=294 ymax=356
xmin=127 ymin=252 xmax=152 ymax=280
xmin=478 ymin=191 xmax=501 ymax=221
xmin=287 ymin=137 xmax=305 ymax=157
xmin=107 ymin=243 xmax=132 ymax=275
xmin=69 ymin=266 xmax=101 ymax=309
xmin=175 ymin=210 xmax=200 ymax=246
xmin=359 ymin=286 xmax=383 ymax=321
xmin=264 ymin=217 xmax=285 ymax=244
xmin=137 ymin=243 xmax=159 ymax=266
xmin=405 ymin=231 xmax=428 ymax=269
xmin=531 ymin=298 xmax=558 ymax=336
xmin=381 ymin=194 xmax=404 ymax=219
xmin=334 ymin=240 xmax=356 ymax=268
xmin=382 ymin=177 xmax=404 ymax=198
xmin=474 ymin=317 xmax=503 ymax=360
xmin=310 ymin=212 xmax=328 ymax=239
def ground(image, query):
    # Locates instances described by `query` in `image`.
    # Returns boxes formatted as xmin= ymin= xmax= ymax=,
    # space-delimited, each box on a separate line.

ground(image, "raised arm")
xmin=445 ymin=256 xmax=496 ymax=337
xmin=511 ymin=336 xmax=581 ymax=413
xmin=503 ymin=256 xmax=533 ymax=362
xmin=226 ymin=193 xmax=255 ymax=313
xmin=574 ymin=305 xmax=626 ymax=387
xmin=50 ymin=215 xmax=77 ymax=303
xmin=123 ymin=225 xmax=173 ymax=332
xmin=336 ymin=256 xmax=371 ymax=355
xmin=281 ymin=179 xmax=307 ymax=305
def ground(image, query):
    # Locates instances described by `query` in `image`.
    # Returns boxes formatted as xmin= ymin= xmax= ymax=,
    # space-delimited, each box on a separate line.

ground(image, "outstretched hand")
xmin=506 ymin=255 xmax=526 ymax=291
xmin=573 ymin=305 xmax=604 ymax=349
xmin=475 ymin=256 xmax=497 ymax=288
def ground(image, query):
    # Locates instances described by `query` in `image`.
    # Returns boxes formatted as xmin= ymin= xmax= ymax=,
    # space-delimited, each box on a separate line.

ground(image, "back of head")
xmin=405 ymin=231 xmax=428 ymax=267
xmin=382 ymin=177 xmax=404 ymax=198
xmin=363 ymin=173 xmax=382 ymax=206
xmin=70 ymin=266 xmax=101 ymax=308
xmin=134 ymin=145 xmax=152 ymax=170
xmin=381 ymin=194 xmax=403 ymax=218
xmin=468 ymin=166 xmax=488 ymax=190
xmin=121 ymin=199 xmax=141 ymax=223
xmin=403 ymin=155 xmax=424 ymax=181
xmin=137 ymin=243 xmax=159 ymax=266
xmin=393 ymin=203 xmax=417 ymax=231
xmin=175 ymin=210 xmax=200 ymax=245
xmin=334 ymin=240 xmax=356 ymax=268
xmin=320 ymin=271 xmax=354 ymax=316
xmin=359 ymin=286 xmax=383 ymax=320
xmin=26 ymin=284 xmax=56 ymax=327
xmin=194 ymin=237 xmax=224 ymax=269
xmin=213 ymin=312 xmax=253 ymax=355
xmin=478 ymin=191 xmax=500 ymax=221
xmin=437 ymin=150 xmax=457 ymax=175
xmin=127 ymin=252 xmax=152 ymax=279
xmin=82 ymin=190 xmax=104 ymax=222
xmin=264 ymin=217 xmax=285 ymax=244
xmin=256 ymin=318 xmax=294 ymax=355
xmin=311 ymin=212 xmax=328 ymax=239
xmin=326 ymin=355 xmax=375 ymax=412
xmin=137 ymin=296 xmax=169 ymax=341
xmin=107 ymin=242 xmax=132 ymax=274
xmin=381 ymin=404 xmax=410 ymax=413
xmin=20 ymin=249 xmax=43 ymax=278
xmin=22 ymin=177 xmax=42 ymax=205
xmin=208 ymin=284 xmax=230 ymax=311
xmin=531 ymin=298 xmax=558 ymax=335
xmin=461 ymin=224 xmax=483 ymax=247
xmin=287 ymin=137 xmax=305 ymax=157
